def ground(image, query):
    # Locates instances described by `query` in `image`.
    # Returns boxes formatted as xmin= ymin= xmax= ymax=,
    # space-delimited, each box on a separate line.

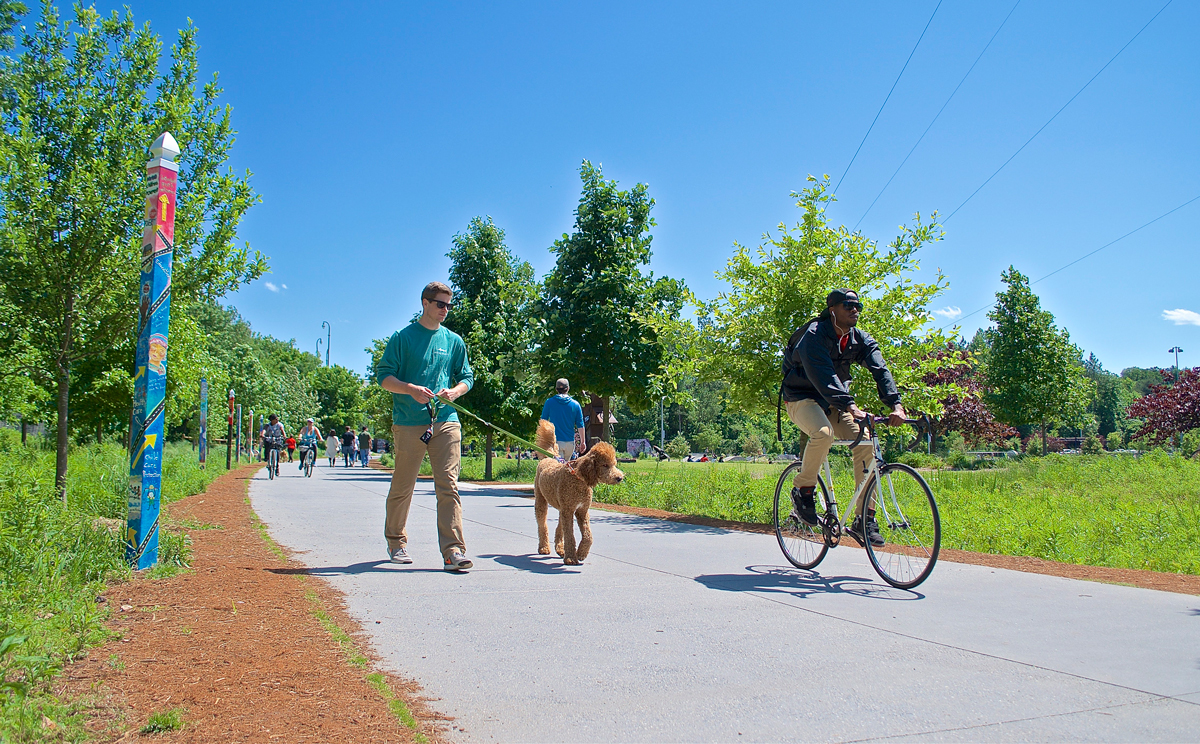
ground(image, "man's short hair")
xmin=555 ymin=378 xmax=569 ymax=393
xmin=421 ymin=281 xmax=452 ymax=302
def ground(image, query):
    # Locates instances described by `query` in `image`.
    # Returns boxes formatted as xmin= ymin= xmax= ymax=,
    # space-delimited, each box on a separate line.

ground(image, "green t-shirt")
xmin=374 ymin=322 xmax=474 ymax=426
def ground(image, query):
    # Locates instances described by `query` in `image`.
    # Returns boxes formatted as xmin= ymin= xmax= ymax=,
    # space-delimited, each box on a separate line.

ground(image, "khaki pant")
xmin=556 ymin=441 xmax=574 ymax=459
xmin=786 ymin=399 xmax=874 ymax=516
xmin=386 ymin=422 xmax=464 ymax=559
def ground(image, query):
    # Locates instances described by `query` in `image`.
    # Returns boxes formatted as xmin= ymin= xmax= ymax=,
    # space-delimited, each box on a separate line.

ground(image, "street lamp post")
xmin=1168 ymin=347 xmax=1183 ymax=383
xmin=321 ymin=321 xmax=331 ymax=366
xmin=316 ymin=337 xmax=323 ymax=361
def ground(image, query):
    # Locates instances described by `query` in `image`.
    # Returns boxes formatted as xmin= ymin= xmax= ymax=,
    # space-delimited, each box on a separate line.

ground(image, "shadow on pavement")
xmin=604 ymin=516 xmax=733 ymax=536
xmin=695 ymin=564 xmax=923 ymax=601
xmin=267 ymin=560 xmax=443 ymax=576
xmin=478 ymin=553 xmax=581 ymax=575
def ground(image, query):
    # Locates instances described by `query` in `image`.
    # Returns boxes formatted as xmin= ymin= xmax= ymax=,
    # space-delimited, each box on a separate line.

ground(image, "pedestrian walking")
xmin=540 ymin=378 xmax=585 ymax=459
xmin=375 ymin=281 xmax=474 ymax=571
xmin=358 ymin=425 xmax=372 ymax=467
xmin=341 ymin=426 xmax=357 ymax=467
xmin=326 ymin=429 xmax=340 ymax=467
xmin=285 ymin=435 xmax=297 ymax=462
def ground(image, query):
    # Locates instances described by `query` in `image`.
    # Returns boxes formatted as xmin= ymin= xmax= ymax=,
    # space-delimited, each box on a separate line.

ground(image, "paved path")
xmin=249 ymin=462 xmax=1200 ymax=742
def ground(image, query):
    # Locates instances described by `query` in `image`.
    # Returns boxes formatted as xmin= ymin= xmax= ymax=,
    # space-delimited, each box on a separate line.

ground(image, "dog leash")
xmin=433 ymin=395 xmax=561 ymax=460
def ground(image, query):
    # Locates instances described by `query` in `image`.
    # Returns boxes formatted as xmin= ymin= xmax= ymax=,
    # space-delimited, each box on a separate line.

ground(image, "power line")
xmin=832 ymin=0 xmax=942 ymax=197
xmin=854 ymin=0 xmax=1022 ymax=231
xmin=944 ymin=0 xmax=1173 ymax=222
xmin=938 ymin=191 xmax=1200 ymax=332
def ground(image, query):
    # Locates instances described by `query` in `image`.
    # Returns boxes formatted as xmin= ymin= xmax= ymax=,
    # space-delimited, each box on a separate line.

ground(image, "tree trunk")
xmin=20 ymin=418 xmax=27 ymax=445
xmin=56 ymin=364 xmax=70 ymax=505
xmin=485 ymin=429 xmax=494 ymax=481
xmin=96 ymin=421 xmax=102 ymax=445
xmin=1041 ymin=419 xmax=1047 ymax=456
xmin=601 ymin=396 xmax=611 ymax=443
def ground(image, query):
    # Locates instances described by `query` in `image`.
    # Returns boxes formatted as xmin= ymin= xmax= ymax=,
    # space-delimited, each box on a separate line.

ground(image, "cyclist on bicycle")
xmin=297 ymin=417 xmax=322 ymax=471
xmin=260 ymin=414 xmax=287 ymax=473
xmin=781 ymin=289 xmax=906 ymax=547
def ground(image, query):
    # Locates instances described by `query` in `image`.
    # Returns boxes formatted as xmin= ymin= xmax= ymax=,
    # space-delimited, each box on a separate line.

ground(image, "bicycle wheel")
xmin=305 ymin=450 xmax=314 ymax=477
xmin=268 ymin=449 xmax=276 ymax=480
xmin=863 ymin=462 xmax=940 ymax=589
xmin=773 ymin=461 xmax=829 ymax=570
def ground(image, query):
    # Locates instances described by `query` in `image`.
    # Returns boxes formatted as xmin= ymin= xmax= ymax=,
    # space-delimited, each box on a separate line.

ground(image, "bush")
xmin=379 ymin=452 xmax=394 ymax=468
xmin=895 ymin=451 xmax=946 ymax=469
xmin=740 ymin=434 xmax=763 ymax=458
xmin=1081 ymin=435 xmax=1103 ymax=455
xmin=1105 ymin=430 xmax=1124 ymax=451
xmin=1025 ymin=436 xmax=1043 ymax=456
xmin=938 ymin=431 xmax=967 ymax=457
xmin=664 ymin=435 xmax=690 ymax=460
xmin=1181 ymin=428 xmax=1200 ymax=458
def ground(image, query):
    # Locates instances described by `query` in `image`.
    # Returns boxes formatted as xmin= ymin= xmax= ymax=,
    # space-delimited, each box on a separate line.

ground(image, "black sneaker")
xmin=789 ymin=487 xmax=819 ymax=527
xmin=847 ymin=515 xmax=884 ymax=547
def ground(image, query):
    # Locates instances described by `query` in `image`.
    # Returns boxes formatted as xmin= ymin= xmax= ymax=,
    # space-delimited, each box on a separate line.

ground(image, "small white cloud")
xmin=933 ymin=305 xmax=962 ymax=320
xmin=1163 ymin=308 xmax=1200 ymax=326
xmin=264 ymin=281 xmax=279 ymax=293
xmin=282 ymin=284 xmax=288 ymax=290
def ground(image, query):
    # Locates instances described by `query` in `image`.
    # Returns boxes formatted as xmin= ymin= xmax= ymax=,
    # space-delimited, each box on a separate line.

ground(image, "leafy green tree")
xmin=983 ymin=267 xmax=1094 ymax=453
xmin=540 ymin=161 xmax=687 ymax=441
xmin=364 ymin=338 xmax=395 ymax=438
xmin=443 ymin=216 xmax=541 ymax=479
xmin=309 ymin=365 xmax=365 ymax=433
xmin=0 ymin=6 xmax=263 ymax=498
xmin=656 ymin=176 xmax=958 ymax=427
xmin=664 ymin=434 xmax=690 ymax=460
xmin=691 ymin=424 xmax=722 ymax=454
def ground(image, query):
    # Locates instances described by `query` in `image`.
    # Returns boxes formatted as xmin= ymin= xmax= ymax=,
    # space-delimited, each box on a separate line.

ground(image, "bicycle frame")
xmin=819 ymin=423 xmax=917 ymax=542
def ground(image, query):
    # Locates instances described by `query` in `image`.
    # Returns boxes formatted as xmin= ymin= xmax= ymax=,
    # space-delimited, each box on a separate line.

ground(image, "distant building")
xmin=584 ymin=393 xmax=618 ymax=444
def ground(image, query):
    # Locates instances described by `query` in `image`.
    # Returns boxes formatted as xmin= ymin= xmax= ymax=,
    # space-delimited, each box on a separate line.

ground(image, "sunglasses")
xmin=429 ymin=299 xmax=454 ymax=310
xmin=842 ymin=300 xmax=863 ymax=312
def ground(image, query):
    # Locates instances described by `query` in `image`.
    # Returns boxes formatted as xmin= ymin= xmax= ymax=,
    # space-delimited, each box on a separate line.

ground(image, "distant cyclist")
xmin=297 ymin=418 xmax=322 ymax=471
xmin=260 ymin=414 xmax=287 ymax=474
xmin=780 ymin=289 xmax=906 ymax=547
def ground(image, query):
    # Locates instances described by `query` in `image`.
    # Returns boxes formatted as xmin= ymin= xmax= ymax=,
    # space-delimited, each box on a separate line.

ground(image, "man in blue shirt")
xmin=375 ymin=281 xmax=475 ymax=571
xmin=540 ymin=378 xmax=585 ymax=459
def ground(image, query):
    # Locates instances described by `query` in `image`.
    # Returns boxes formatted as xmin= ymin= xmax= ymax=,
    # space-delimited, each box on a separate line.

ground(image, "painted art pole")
xmin=236 ymin=404 xmax=242 ymax=463
xmin=227 ymin=389 xmax=234 ymax=470
xmin=126 ymin=132 xmax=180 ymax=570
xmin=199 ymin=378 xmax=208 ymax=469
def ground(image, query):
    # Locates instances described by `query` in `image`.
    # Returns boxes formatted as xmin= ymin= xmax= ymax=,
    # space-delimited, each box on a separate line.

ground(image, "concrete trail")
xmin=249 ymin=461 xmax=1200 ymax=742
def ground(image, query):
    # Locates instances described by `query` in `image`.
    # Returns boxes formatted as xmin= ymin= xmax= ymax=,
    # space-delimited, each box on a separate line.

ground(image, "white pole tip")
xmin=151 ymin=132 xmax=180 ymax=161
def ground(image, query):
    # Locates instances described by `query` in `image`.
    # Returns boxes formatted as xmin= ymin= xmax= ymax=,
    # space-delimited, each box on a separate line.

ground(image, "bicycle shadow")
xmin=266 ymin=560 xmax=442 ymax=576
xmin=695 ymin=564 xmax=924 ymax=601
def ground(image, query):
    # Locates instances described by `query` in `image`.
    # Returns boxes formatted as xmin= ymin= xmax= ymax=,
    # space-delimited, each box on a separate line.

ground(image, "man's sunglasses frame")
xmin=842 ymin=300 xmax=863 ymax=312
xmin=429 ymin=299 xmax=455 ymax=310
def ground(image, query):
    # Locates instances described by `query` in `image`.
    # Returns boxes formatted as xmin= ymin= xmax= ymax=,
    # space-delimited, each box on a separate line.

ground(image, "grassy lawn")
xmin=591 ymin=451 xmax=1200 ymax=575
xmin=0 ymin=432 xmax=227 ymax=740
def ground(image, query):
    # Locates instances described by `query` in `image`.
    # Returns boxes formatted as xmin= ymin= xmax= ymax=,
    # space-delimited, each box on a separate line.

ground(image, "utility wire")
xmin=938 ymin=191 xmax=1200 ymax=332
xmin=854 ymin=0 xmax=1021 ymax=231
xmin=832 ymin=0 xmax=942 ymax=197
xmin=944 ymin=0 xmax=1173 ymax=222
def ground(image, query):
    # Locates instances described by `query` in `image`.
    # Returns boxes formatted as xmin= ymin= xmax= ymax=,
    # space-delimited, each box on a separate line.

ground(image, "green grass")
xmin=593 ymin=451 xmax=1200 ymax=575
xmin=0 ymin=431 xmax=227 ymax=741
xmin=418 ymin=453 xmax=561 ymax=481
xmin=140 ymin=707 xmax=186 ymax=733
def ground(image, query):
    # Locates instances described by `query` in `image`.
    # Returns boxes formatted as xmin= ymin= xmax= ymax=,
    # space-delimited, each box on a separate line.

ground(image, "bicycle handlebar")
xmin=847 ymin=415 xmax=927 ymax=448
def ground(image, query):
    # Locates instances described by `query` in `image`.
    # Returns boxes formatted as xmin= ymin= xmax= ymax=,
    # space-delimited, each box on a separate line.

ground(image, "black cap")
xmin=826 ymin=289 xmax=859 ymax=307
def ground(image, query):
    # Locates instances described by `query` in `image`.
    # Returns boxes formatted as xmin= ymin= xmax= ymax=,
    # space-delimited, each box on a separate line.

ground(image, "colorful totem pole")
xmin=199 ymin=378 xmax=208 ymax=468
xmin=126 ymin=132 xmax=180 ymax=570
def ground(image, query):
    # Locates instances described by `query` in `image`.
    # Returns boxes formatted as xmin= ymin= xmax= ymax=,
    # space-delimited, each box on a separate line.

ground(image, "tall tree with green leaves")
xmin=0 ymin=5 xmax=264 ymax=498
xmin=309 ymin=364 xmax=365 ymax=433
xmin=983 ymin=267 xmax=1093 ymax=453
xmin=540 ymin=161 xmax=686 ymax=441
xmin=653 ymin=176 xmax=959 ymax=432
xmin=444 ymin=216 xmax=540 ymax=478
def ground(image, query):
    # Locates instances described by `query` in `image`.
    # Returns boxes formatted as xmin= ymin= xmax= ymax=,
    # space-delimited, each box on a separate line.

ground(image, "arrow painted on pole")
xmin=133 ymin=366 xmax=146 ymax=383
xmin=132 ymin=433 xmax=157 ymax=465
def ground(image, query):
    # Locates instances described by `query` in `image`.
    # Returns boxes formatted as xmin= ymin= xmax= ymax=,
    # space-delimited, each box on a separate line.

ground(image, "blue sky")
xmin=89 ymin=0 xmax=1199 ymax=377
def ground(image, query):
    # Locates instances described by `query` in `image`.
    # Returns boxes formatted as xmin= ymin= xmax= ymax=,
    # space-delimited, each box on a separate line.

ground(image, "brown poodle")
xmin=533 ymin=420 xmax=625 ymax=565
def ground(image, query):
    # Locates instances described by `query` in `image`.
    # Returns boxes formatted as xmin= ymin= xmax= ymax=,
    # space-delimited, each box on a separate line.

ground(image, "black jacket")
xmin=781 ymin=317 xmax=901 ymax=412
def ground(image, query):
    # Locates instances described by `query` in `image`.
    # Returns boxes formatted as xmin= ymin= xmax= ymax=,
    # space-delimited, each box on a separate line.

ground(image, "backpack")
xmin=777 ymin=318 xmax=820 ymax=441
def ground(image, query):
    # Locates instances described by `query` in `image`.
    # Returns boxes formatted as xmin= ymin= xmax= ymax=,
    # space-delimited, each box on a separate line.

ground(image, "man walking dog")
xmin=375 ymin=281 xmax=474 ymax=571
xmin=539 ymin=378 xmax=585 ymax=459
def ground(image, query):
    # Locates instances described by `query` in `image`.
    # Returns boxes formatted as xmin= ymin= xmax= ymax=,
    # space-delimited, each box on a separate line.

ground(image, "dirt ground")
xmin=63 ymin=463 xmax=448 ymax=743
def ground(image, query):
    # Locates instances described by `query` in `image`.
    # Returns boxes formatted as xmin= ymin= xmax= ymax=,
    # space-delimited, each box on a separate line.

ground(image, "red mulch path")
xmin=63 ymin=463 xmax=448 ymax=743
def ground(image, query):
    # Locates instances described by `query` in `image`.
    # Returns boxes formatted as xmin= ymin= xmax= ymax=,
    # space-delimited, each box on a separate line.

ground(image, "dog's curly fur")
xmin=533 ymin=420 xmax=624 ymax=565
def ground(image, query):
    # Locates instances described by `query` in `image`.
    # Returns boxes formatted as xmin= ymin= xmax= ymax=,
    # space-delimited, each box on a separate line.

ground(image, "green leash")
xmin=433 ymin=395 xmax=560 ymax=460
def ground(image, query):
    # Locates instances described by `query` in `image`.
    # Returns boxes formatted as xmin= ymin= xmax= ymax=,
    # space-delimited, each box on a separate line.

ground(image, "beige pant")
xmin=556 ymin=442 xmax=574 ymax=459
xmin=786 ymin=399 xmax=874 ymax=515
xmin=386 ymin=422 xmax=464 ymax=559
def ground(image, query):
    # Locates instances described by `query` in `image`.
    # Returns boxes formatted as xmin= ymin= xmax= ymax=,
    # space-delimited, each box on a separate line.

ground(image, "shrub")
xmin=1104 ymin=430 xmax=1124 ymax=450
xmin=664 ymin=435 xmax=690 ymax=460
xmin=1081 ymin=435 xmax=1103 ymax=455
xmin=1181 ymin=428 xmax=1200 ymax=458
xmin=1025 ymin=436 xmax=1043 ymax=456
xmin=740 ymin=434 xmax=764 ymax=458
xmin=938 ymin=431 xmax=967 ymax=457
xmin=379 ymin=452 xmax=394 ymax=468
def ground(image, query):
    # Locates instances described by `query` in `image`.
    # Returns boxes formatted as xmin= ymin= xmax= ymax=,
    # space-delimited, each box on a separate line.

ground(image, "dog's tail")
xmin=535 ymin=420 xmax=557 ymax=459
